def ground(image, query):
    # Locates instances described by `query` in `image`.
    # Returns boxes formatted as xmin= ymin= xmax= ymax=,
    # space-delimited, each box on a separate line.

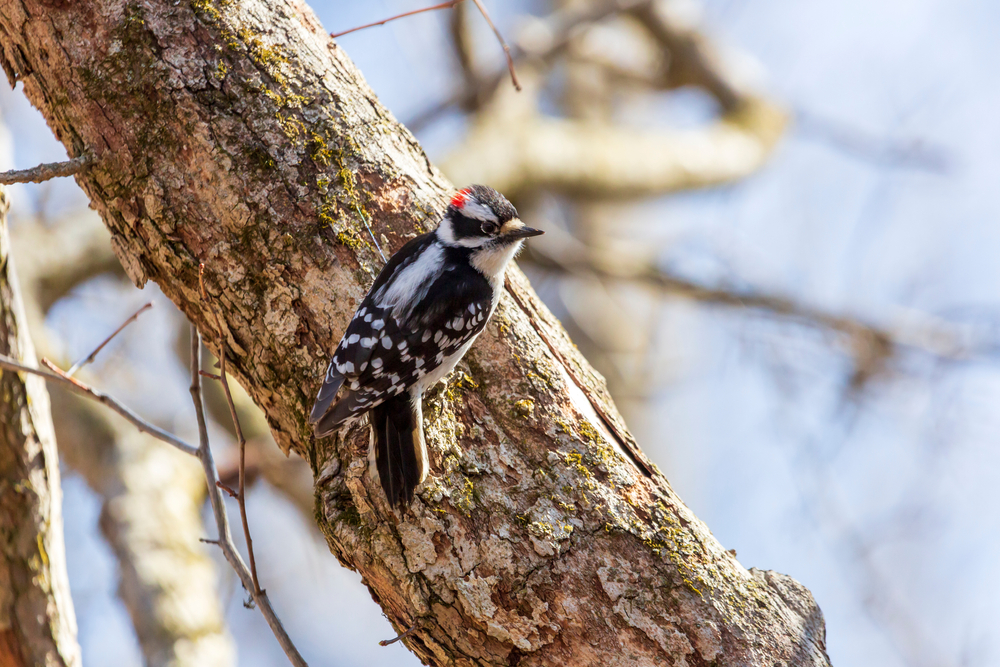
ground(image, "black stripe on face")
xmin=451 ymin=212 xmax=490 ymax=241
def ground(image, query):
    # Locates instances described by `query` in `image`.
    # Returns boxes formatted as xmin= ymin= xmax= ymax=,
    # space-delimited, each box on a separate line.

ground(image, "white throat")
xmin=471 ymin=239 xmax=524 ymax=289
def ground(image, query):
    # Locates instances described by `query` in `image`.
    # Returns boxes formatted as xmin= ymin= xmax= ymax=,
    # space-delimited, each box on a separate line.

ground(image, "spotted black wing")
xmin=309 ymin=233 xmax=436 ymax=426
xmin=311 ymin=260 xmax=494 ymax=434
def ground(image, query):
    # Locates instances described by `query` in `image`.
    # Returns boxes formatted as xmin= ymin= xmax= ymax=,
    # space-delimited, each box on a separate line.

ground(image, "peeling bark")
xmin=0 ymin=187 xmax=81 ymax=667
xmin=0 ymin=1 xmax=830 ymax=665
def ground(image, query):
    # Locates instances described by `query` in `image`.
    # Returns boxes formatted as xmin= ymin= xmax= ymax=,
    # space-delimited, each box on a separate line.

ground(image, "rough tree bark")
xmin=0 ymin=1 xmax=830 ymax=665
xmin=0 ymin=187 xmax=81 ymax=667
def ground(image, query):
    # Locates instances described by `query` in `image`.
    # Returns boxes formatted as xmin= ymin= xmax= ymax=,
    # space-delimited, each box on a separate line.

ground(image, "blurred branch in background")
xmin=9 ymin=211 xmax=236 ymax=667
xmin=795 ymin=108 xmax=953 ymax=173
xmin=0 ymin=186 xmax=81 ymax=667
xmin=439 ymin=0 xmax=786 ymax=198
xmin=522 ymin=227 xmax=998 ymax=391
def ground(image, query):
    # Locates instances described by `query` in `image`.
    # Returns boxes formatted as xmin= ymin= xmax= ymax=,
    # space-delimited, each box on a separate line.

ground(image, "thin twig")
xmin=331 ymin=0 xmax=462 ymax=38
xmin=0 ymin=354 xmax=199 ymax=456
xmin=66 ymin=301 xmax=153 ymax=377
xmin=198 ymin=264 xmax=261 ymax=595
xmin=332 ymin=0 xmax=519 ymax=91
xmin=379 ymin=622 xmax=419 ymax=646
xmin=217 ymin=480 xmax=239 ymax=499
xmin=189 ymin=327 xmax=309 ymax=667
xmin=469 ymin=0 xmax=520 ymax=91
xmin=407 ymin=0 xmax=631 ymax=130
xmin=354 ymin=204 xmax=387 ymax=263
xmin=199 ymin=370 xmax=222 ymax=380
xmin=0 ymin=154 xmax=94 ymax=185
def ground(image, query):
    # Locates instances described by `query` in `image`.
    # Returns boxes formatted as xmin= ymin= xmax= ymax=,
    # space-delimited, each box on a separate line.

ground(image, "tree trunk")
xmin=0 ymin=187 xmax=81 ymax=667
xmin=0 ymin=1 xmax=831 ymax=665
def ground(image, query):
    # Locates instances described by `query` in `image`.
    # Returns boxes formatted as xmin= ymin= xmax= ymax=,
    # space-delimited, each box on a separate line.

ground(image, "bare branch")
xmin=0 ymin=154 xmax=93 ymax=185
xmin=332 ymin=0 xmax=519 ymax=91
xmin=199 ymin=264 xmax=260 ymax=595
xmin=379 ymin=622 xmax=420 ymax=647
xmin=188 ymin=326 xmax=308 ymax=667
xmin=524 ymin=239 xmax=990 ymax=367
xmin=66 ymin=301 xmax=153 ymax=376
xmin=0 ymin=354 xmax=198 ymax=455
xmin=795 ymin=108 xmax=952 ymax=172
xmin=469 ymin=0 xmax=520 ymax=91
xmin=331 ymin=0 xmax=461 ymax=38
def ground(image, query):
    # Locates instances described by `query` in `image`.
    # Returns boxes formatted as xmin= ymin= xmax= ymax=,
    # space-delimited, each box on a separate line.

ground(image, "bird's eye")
xmin=481 ymin=221 xmax=498 ymax=235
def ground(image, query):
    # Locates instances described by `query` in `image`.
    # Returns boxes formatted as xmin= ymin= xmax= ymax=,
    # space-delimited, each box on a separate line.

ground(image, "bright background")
xmin=2 ymin=1 xmax=999 ymax=665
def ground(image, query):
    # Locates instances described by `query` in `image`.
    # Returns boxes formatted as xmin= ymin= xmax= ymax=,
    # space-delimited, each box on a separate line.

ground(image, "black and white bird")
xmin=308 ymin=185 xmax=543 ymax=509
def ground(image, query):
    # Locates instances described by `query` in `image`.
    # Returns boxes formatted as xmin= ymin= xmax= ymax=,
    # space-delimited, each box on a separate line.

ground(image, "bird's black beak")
xmin=505 ymin=226 xmax=544 ymax=240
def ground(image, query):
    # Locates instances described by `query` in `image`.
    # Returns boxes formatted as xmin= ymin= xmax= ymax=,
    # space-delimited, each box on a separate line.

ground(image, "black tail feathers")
xmin=372 ymin=393 xmax=427 ymax=509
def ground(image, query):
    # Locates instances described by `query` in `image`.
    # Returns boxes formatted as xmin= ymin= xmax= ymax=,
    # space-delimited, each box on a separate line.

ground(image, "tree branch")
xmin=0 ymin=355 xmax=200 ymax=456
xmin=66 ymin=300 xmax=152 ymax=376
xmin=332 ymin=0 xmax=461 ymax=38
xmin=0 ymin=187 xmax=81 ymax=667
xmin=199 ymin=264 xmax=260 ymax=595
xmin=188 ymin=327 xmax=307 ymax=667
xmin=0 ymin=154 xmax=93 ymax=185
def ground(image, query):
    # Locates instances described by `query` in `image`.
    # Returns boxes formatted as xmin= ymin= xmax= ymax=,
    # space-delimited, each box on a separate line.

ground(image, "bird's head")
xmin=436 ymin=185 xmax=543 ymax=250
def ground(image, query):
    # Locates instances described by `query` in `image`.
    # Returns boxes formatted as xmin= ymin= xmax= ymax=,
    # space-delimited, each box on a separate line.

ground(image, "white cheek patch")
xmin=436 ymin=219 xmax=455 ymax=245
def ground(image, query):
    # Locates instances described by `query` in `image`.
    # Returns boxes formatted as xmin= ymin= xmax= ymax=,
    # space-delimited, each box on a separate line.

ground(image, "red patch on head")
xmin=450 ymin=189 xmax=470 ymax=209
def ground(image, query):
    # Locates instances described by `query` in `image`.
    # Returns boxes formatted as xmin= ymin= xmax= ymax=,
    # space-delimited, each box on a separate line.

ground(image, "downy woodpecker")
xmin=309 ymin=185 xmax=543 ymax=509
